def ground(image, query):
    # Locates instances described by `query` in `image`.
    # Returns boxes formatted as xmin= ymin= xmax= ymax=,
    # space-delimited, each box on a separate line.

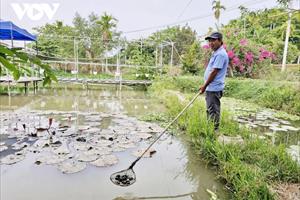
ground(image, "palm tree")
xmin=212 ymin=0 xmax=226 ymax=29
xmin=96 ymin=12 xmax=117 ymax=72
xmin=276 ymin=0 xmax=292 ymax=72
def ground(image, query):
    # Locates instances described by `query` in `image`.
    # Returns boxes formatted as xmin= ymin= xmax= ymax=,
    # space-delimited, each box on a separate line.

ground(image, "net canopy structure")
xmin=0 ymin=20 xmax=36 ymax=41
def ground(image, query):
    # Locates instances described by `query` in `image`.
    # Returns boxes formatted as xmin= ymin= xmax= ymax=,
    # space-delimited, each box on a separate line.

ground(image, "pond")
xmin=0 ymin=85 xmax=229 ymax=200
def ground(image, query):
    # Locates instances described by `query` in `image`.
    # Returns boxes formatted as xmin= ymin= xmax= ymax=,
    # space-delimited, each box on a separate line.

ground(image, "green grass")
xmin=153 ymin=90 xmax=300 ymax=200
xmin=149 ymin=76 xmax=300 ymax=115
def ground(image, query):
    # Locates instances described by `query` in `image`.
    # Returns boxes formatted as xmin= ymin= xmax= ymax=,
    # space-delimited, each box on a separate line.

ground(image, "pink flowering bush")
xmin=199 ymin=33 xmax=277 ymax=78
xmin=223 ymin=34 xmax=277 ymax=77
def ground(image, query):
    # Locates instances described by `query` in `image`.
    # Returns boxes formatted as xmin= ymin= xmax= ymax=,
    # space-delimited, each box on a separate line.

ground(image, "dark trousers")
xmin=205 ymin=91 xmax=223 ymax=130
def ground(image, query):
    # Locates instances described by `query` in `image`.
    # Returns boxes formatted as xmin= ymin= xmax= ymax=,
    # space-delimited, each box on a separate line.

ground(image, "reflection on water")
xmin=0 ymin=85 xmax=162 ymax=116
xmin=0 ymin=85 xmax=229 ymax=200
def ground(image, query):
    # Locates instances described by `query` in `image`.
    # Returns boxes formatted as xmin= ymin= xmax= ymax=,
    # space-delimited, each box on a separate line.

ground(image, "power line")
xmin=177 ymin=0 xmax=193 ymax=20
xmin=123 ymin=0 xmax=276 ymax=34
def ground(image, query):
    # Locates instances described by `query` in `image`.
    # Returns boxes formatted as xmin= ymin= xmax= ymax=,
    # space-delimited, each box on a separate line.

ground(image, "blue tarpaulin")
xmin=0 ymin=20 xmax=36 ymax=41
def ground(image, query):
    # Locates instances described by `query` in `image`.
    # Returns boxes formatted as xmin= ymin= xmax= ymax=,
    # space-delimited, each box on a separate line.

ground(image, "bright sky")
xmin=0 ymin=0 xmax=293 ymax=40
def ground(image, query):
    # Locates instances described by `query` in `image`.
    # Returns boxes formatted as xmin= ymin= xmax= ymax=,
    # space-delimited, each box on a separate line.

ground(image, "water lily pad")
xmin=90 ymin=154 xmax=118 ymax=167
xmin=12 ymin=142 xmax=30 ymax=150
xmin=136 ymin=133 xmax=153 ymax=140
xmin=280 ymin=125 xmax=299 ymax=131
xmin=0 ymin=145 xmax=8 ymax=152
xmin=82 ymin=127 xmax=101 ymax=134
xmin=269 ymin=126 xmax=288 ymax=132
xmin=92 ymin=139 xmax=113 ymax=147
xmin=36 ymin=154 xmax=67 ymax=165
xmin=132 ymin=148 xmax=157 ymax=158
xmin=1 ymin=153 xmax=25 ymax=165
xmin=85 ymin=116 xmax=102 ymax=122
xmin=115 ymin=142 xmax=136 ymax=149
xmin=52 ymin=145 xmax=70 ymax=155
xmin=33 ymin=139 xmax=50 ymax=149
xmin=72 ymin=142 xmax=93 ymax=151
xmin=77 ymin=125 xmax=90 ymax=131
xmin=112 ymin=146 xmax=126 ymax=152
xmin=100 ymin=129 xmax=115 ymax=135
xmin=57 ymin=161 xmax=86 ymax=174
xmin=76 ymin=151 xmax=99 ymax=162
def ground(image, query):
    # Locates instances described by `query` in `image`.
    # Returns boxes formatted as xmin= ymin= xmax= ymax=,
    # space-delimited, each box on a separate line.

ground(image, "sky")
xmin=1 ymin=0 xmax=298 ymax=40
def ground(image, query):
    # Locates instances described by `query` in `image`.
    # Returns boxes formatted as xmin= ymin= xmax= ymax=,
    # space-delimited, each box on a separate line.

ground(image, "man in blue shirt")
xmin=199 ymin=32 xmax=229 ymax=131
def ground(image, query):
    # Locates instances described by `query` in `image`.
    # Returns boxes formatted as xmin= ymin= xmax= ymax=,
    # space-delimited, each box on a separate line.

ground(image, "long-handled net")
xmin=110 ymin=92 xmax=201 ymax=187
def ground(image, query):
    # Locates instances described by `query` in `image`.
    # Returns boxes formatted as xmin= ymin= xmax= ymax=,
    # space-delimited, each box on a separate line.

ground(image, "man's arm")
xmin=199 ymin=68 xmax=220 ymax=94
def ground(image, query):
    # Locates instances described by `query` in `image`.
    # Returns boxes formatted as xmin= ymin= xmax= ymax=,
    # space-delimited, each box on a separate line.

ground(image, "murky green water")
xmin=0 ymin=85 xmax=229 ymax=200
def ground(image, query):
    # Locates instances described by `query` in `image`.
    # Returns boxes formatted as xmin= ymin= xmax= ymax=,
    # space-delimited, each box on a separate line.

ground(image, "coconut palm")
xmin=96 ymin=12 xmax=117 ymax=72
xmin=97 ymin=12 xmax=117 ymax=46
xmin=212 ymin=0 xmax=226 ymax=29
xmin=276 ymin=0 xmax=292 ymax=71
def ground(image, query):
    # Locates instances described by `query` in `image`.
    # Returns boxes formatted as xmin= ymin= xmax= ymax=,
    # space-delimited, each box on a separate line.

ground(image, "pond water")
xmin=0 ymin=85 xmax=229 ymax=200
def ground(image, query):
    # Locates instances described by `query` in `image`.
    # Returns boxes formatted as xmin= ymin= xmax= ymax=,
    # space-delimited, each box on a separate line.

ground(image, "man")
xmin=199 ymin=32 xmax=229 ymax=131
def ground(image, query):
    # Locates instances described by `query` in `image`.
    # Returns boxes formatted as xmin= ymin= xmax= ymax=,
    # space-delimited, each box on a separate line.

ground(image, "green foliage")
xmin=0 ymin=45 xmax=57 ymax=85
xmin=32 ymin=21 xmax=74 ymax=58
xmin=223 ymin=8 xmax=300 ymax=66
xmin=148 ymin=25 xmax=199 ymax=66
xmin=182 ymin=41 xmax=201 ymax=74
xmin=33 ymin=13 xmax=121 ymax=60
xmin=151 ymin=75 xmax=300 ymax=115
xmin=224 ymin=78 xmax=300 ymax=115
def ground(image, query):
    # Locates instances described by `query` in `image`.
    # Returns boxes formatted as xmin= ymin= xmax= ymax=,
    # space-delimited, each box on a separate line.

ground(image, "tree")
xmin=182 ymin=41 xmax=201 ymax=74
xmin=97 ymin=12 xmax=117 ymax=44
xmin=33 ymin=21 xmax=74 ymax=58
xmin=149 ymin=25 xmax=198 ymax=66
xmin=96 ymin=12 xmax=119 ymax=71
xmin=212 ymin=0 xmax=226 ymax=29
xmin=276 ymin=0 xmax=293 ymax=71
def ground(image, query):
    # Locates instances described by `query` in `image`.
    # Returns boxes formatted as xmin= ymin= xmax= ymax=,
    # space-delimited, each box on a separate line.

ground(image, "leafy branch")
xmin=0 ymin=44 xmax=57 ymax=86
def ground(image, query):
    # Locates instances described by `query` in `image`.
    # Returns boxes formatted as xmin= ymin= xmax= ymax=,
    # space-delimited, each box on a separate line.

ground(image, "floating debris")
xmin=132 ymin=148 xmax=157 ymax=158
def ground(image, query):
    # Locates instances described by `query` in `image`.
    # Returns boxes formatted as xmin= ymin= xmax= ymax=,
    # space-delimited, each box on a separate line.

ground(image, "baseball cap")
xmin=205 ymin=32 xmax=223 ymax=40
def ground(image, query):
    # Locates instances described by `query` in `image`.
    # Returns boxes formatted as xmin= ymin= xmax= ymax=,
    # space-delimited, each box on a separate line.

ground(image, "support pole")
xmin=170 ymin=42 xmax=174 ymax=67
xmin=281 ymin=2 xmax=292 ymax=72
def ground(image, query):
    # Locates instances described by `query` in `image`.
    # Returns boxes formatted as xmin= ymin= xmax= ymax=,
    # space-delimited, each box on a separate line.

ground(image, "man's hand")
xmin=200 ymin=68 xmax=220 ymax=94
xmin=199 ymin=85 xmax=206 ymax=94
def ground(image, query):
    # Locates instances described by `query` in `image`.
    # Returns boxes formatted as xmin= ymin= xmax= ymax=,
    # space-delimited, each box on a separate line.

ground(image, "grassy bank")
xmin=150 ymin=90 xmax=299 ymax=200
xmin=149 ymin=76 xmax=300 ymax=115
